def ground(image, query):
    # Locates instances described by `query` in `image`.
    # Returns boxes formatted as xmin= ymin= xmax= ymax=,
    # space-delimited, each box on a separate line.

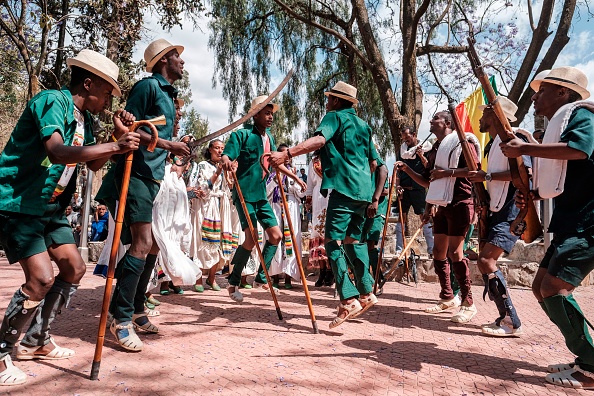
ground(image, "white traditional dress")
xmin=265 ymin=167 xmax=305 ymax=280
xmin=152 ymin=164 xmax=201 ymax=285
xmin=305 ymin=157 xmax=328 ymax=269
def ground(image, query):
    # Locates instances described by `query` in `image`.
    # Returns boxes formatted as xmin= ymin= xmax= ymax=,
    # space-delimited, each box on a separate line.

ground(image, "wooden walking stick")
xmin=383 ymin=225 xmax=424 ymax=282
xmin=373 ymin=164 xmax=398 ymax=294
xmin=90 ymin=115 xmax=164 ymax=381
xmin=230 ymin=169 xmax=284 ymax=320
xmin=395 ymin=171 xmax=410 ymax=283
xmin=263 ymin=154 xmax=319 ymax=334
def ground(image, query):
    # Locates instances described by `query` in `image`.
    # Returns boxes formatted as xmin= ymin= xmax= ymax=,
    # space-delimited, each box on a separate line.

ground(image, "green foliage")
xmin=182 ymin=108 xmax=209 ymax=140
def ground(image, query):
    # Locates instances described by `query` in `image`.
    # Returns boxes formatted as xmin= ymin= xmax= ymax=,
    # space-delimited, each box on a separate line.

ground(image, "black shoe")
xmin=323 ymin=270 xmax=335 ymax=287
xmin=315 ymin=268 xmax=326 ymax=287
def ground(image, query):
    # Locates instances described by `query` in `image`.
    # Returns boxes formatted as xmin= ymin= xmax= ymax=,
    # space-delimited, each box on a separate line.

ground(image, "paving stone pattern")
xmin=0 ymin=258 xmax=589 ymax=395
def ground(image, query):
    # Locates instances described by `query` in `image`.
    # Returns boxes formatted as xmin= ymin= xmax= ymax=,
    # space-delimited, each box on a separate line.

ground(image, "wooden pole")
xmin=373 ymin=164 xmax=398 ymax=294
xmin=90 ymin=116 xmax=163 ymax=380
xmin=274 ymin=170 xmax=319 ymax=333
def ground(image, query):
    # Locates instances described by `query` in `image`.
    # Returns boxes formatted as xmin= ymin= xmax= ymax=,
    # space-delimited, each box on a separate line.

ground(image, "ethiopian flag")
xmin=454 ymin=76 xmax=498 ymax=170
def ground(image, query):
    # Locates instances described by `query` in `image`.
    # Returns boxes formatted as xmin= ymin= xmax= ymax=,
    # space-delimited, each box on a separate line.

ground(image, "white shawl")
xmin=400 ymin=140 xmax=433 ymax=160
xmin=535 ymin=100 xmax=594 ymax=199
xmin=426 ymin=132 xmax=481 ymax=206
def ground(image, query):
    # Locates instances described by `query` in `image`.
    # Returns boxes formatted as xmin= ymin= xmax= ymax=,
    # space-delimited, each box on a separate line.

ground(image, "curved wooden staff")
xmin=395 ymin=170 xmax=410 ymax=283
xmin=373 ymin=164 xmax=398 ymax=294
xmin=231 ymin=168 xmax=283 ymax=320
xmin=262 ymin=154 xmax=319 ymax=334
xmin=383 ymin=225 xmax=423 ymax=282
xmin=90 ymin=115 xmax=164 ymax=380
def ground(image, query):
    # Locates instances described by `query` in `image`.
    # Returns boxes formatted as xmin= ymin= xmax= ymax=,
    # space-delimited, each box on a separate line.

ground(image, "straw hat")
xmin=324 ymin=81 xmax=359 ymax=105
xmin=174 ymin=98 xmax=185 ymax=108
xmin=144 ymin=39 xmax=184 ymax=73
xmin=478 ymin=95 xmax=518 ymax=122
xmin=249 ymin=95 xmax=280 ymax=113
xmin=529 ymin=67 xmax=590 ymax=100
xmin=66 ymin=49 xmax=121 ymax=97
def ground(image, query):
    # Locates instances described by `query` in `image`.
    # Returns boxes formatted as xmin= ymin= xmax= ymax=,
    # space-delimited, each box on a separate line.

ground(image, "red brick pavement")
xmin=0 ymin=258 xmax=589 ymax=395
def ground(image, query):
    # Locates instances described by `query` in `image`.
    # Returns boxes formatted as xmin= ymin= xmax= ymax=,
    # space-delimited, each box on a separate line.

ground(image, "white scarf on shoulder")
xmin=486 ymin=128 xmax=531 ymax=212
xmin=400 ymin=140 xmax=433 ymax=160
xmin=535 ymin=100 xmax=594 ymax=199
xmin=426 ymin=132 xmax=481 ymax=206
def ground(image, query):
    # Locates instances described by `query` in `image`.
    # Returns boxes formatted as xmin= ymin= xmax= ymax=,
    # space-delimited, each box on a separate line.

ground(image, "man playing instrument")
xmin=221 ymin=96 xmax=305 ymax=302
xmin=395 ymin=126 xmax=434 ymax=258
xmin=269 ymin=81 xmax=380 ymax=329
xmin=0 ymin=49 xmax=140 ymax=385
xmin=104 ymin=39 xmax=190 ymax=352
xmin=468 ymin=96 xmax=531 ymax=337
xmin=396 ymin=110 xmax=479 ymax=323
xmin=500 ymin=66 xmax=594 ymax=389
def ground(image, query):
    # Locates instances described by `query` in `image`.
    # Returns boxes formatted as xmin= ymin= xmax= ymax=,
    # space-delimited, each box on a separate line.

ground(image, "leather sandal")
xmin=0 ymin=355 xmax=26 ymax=386
xmin=132 ymin=313 xmax=159 ymax=333
xmin=547 ymin=363 xmax=575 ymax=373
xmin=546 ymin=366 xmax=594 ymax=389
xmin=351 ymin=293 xmax=378 ymax=318
xmin=16 ymin=337 xmax=74 ymax=360
xmin=329 ymin=299 xmax=362 ymax=329
xmin=424 ymin=295 xmax=460 ymax=313
xmin=110 ymin=321 xmax=143 ymax=352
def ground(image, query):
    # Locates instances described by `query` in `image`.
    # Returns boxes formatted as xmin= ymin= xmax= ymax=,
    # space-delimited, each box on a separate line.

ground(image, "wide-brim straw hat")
xmin=144 ymin=39 xmax=184 ymax=73
xmin=249 ymin=95 xmax=280 ymax=113
xmin=529 ymin=67 xmax=590 ymax=100
xmin=324 ymin=81 xmax=359 ymax=105
xmin=66 ymin=49 xmax=121 ymax=97
xmin=174 ymin=98 xmax=185 ymax=108
xmin=478 ymin=95 xmax=518 ymax=122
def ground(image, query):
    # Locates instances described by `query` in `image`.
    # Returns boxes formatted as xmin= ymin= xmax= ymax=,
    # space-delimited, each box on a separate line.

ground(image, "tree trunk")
xmin=350 ymin=0 xmax=404 ymax=150
xmin=52 ymin=0 xmax=70 ymax=88
xmin=513 ymin=0 xmax=577 ymax=125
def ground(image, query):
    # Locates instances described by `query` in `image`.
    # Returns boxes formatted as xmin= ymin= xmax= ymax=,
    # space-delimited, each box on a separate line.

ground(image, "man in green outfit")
xmin=104 ymin=39 xmax=190 ymax=352
xmin=361 ymin=155 xmax=388 ymax=295
xmin=221 ymin=96 xmax=305 ymax=302
xmin=269 ymin=81 xmax=379 ymax=329
xmin=500 ymin=66 xmax=594 ymax=389
xmin=0 ymin=49 xmax=140 ymax=385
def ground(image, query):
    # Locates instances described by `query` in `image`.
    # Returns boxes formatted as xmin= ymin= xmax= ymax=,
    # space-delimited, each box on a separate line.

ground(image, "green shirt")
xmin=316 ymin=107 xmax=377 ymax=202
xmin=0 ymin=88 xmax=94 ymax=215
xmin=223 ymin=125 xmax=277 ymax=202
xmin=120 ymin=73 xmax=177 ymax=181
xmin=549 ymin=107 xmax=594 ymax=234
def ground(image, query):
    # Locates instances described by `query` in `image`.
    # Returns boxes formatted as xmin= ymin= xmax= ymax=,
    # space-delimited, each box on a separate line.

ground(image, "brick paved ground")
xmin=0 ymin=258 xmax=590 ymax=395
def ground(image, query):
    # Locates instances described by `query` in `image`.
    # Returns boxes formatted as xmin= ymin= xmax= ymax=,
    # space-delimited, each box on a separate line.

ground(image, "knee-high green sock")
xmin=539 ymin=301 xmax=550 ymax=319
xmin=255 ymin=242 xmax=278 ymax=284
xmin=325 ymin=241 xmax=359 ymax=301
xmin=228 ymin=246 xmax=252 ymax=286
xmin=343 ymin=243 xmax=374 ymax=296
xmin=544 ymin=294 xmax=594 ymax=373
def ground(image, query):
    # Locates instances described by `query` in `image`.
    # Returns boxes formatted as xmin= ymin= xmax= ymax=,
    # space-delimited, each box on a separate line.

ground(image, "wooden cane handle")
xmin=130 ymin=120 xmax=159 ymax=153
xmin=260 ymin=153 xmax=272 ymax=179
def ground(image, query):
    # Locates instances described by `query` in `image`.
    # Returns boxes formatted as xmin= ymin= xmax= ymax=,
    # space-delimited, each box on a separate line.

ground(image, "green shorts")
xmin=234 ymin=199 xmax=278 ymax=231
xmin=0 ymin=203 xmax=75 ymax=264
xmin=115 ymin=174 xmax=161 ymax=225
xmin=362 ymin=215 xmax=385 ymax=243
xmin=325 ymin=191 xmax=369 ymax=241
xmin=540 ymin=232 xmax=594 ymax=287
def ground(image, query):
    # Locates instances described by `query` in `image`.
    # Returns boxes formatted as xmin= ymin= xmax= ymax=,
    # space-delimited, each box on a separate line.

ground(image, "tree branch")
xmin=417 ymin=44 xmax=468 ymax=56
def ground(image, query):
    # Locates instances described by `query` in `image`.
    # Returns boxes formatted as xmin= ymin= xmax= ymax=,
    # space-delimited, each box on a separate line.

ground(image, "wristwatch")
xmin=485 ymin=173 xmax=493 ymax=182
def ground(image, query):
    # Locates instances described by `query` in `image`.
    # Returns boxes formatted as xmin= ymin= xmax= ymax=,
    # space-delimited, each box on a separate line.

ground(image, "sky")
xmin=132 ymin=3 xmax=594 ymax=170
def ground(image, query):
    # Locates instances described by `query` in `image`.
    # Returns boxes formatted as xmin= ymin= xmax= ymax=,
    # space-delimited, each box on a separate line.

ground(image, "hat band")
xmin=329 ymin=88 xmax=356 ymax=99
xmin=544 ymin=76 xmax=582 ymax=88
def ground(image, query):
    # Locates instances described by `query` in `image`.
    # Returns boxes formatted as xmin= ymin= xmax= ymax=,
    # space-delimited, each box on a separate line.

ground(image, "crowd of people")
xmin=0 ymin=36 xmax=592 ymax=391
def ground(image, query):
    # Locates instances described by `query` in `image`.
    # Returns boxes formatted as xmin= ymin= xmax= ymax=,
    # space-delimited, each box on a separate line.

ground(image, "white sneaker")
xmin=481 ymin=321 xmax=523 ymax=337
xmin=228 ymin=286 xmax=244 ymax=303
xmin=425 ymin=294 xmax=461 ymax=313
xmin=451 ymin=304 xmax=478 ymax=323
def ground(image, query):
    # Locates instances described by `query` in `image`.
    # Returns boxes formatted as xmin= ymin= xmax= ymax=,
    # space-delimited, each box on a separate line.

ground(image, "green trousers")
xmin=326 ymin=241 xmax=373 ymax=301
